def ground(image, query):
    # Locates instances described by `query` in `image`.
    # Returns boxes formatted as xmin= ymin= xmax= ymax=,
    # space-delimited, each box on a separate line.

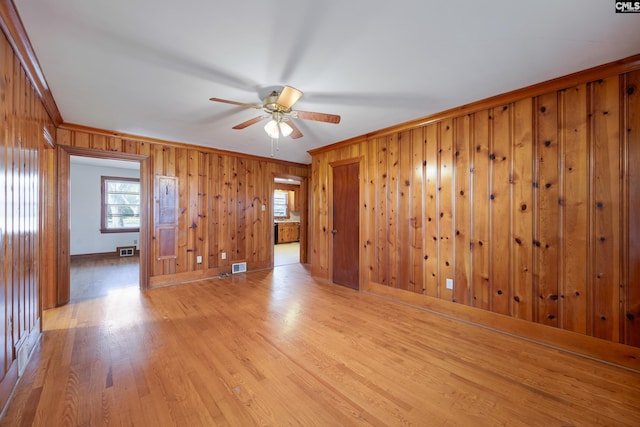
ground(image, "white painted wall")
xmin=70 ymin=160 xmax=140 ymax=255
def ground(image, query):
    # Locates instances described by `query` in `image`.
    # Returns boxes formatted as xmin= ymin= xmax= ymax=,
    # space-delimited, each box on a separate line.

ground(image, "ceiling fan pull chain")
xmin=271 ymin=137 xmax=281 ymax=157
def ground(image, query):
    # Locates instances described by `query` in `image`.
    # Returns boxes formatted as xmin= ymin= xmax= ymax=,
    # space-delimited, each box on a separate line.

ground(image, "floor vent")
xmin=118 ymin=246 xmax=135 ymax=257
xmin=232 ymin=262 xmax=247 ymax=274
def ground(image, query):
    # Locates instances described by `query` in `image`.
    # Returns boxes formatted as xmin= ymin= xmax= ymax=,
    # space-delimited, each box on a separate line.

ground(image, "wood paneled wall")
xmin=53 ymin=127 xmax=310 ymax=290
xmin=310 ymin=61 xmax=640 ymax=348
xmin=0 ymin=30 xmax=54 ymax=408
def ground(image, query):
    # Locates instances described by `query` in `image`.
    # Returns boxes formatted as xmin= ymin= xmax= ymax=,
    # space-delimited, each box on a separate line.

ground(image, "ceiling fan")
xmin=209 ymin=85 xmax=341 ymax=139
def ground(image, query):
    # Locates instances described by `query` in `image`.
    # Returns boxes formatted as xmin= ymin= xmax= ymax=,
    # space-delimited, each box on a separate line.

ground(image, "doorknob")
xmin=332 ymin=229 xmax=337 ymax=235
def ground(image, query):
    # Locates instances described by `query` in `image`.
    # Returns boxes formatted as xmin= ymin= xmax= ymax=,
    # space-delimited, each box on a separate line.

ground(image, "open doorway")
xmin=69 ymin=156 xmax=141 ymax=301
xmin=274 ymin=176 xmax=301 ymax=266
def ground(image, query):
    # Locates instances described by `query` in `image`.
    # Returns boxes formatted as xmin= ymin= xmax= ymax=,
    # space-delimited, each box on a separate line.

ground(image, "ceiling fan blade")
xmin=286 ymin=119 xmax=303 ymax=139
xmin=294 ymin=110 xmax=341 ymax=124
xmin=209 ymin=97 xmax=262 ymax=110
xmin=276 ymin=85 xmax=303 ymax=110
xmin=232 ymin=116 xmax=266 ymax=129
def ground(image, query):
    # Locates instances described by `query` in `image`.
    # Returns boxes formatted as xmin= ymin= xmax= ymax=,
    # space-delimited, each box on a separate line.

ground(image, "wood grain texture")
xmin=424 ymin=124 xmax=438 ymax=297
xmin=535 ymin=92 xmax=560 ymax=327
xmin=453 ymin=115 xmax=471 ymax=305
xmin=3 ymin=265 xmax=640 ymax=427
xmin=560 ymin=85 xmax=589 ymax=334
xmin=311 ymin=63 xmax=640 ymax=348
xmin=625 ymin=70 xmax=640 ymax=346
xmin=590 ymin=77 xmax=621 ymax=342
xmin=53 ymin=127 xmax=309 ymax=290
xmin=511 ymin=98 xmax=534 ymax=322
xmin=0 ymin=28 xmax=52 ymax=411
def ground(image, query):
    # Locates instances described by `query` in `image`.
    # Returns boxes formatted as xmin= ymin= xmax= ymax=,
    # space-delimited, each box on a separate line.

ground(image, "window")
xmin=101 ymin=176 xmax=140 ymax=233
xmin=274 ymin=191 xmax=288 ymax=218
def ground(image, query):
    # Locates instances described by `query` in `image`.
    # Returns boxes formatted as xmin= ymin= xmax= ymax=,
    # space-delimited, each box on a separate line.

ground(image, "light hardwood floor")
xmin=70 ymin=254 xmax=139 ymax=302
xmin=2 ymin=263 xmax=639 ymax=426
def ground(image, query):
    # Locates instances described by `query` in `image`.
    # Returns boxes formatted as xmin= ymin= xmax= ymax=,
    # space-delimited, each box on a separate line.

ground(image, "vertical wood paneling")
xmin=364 ymin=137 xmax=378 ymax=285
xmin=186 ymin=149 xmax=199 ymax=272
xmin=560 ymin=85 xmax=589 ymax=334
xmin=1 ymin=38 xmax=11 ymax=377
xmin=512 ymin=99 xmax=534 ymax=321
xmin=174 ymin=148 xmax=188 ymax=274
xmin=0 ymin=29 xmax=51 ymax=407
xmin=220 ymin=155 xmax=232 ymax=269
xmin=490 ymin=105 xmax=512 ymax=315
xmin=454 ymin=116 xmax=471 ymax=304
xmin=310 ymin=60 xmax=640 ymax=348
xmin=410 ymin=129 xmax=424 ymax=294
xmin=376 ymin=137 xmax=388 ymax=285
xmin=387 ymin=134 xmax=399 ymax=288
xmin=206 ymin=153 xmax=217 ymax=269
xmin=196 ymin=151 xmax=206 ymax=268
xmin=55 ymin=127 xmax=310 ymax=285
xmin=438 ymin=119 xmax=453 ymax=301
xmin=310 ymin=154 xmax=326 ymax=278
xmin=534 ymin=92 xmax=560 ymax=327
xmin=235 ymin=158 xmax=247 ymax=262
xmin=626 ymin=70 xmax=640 ymax=346
xmin=590 ymin=77 xmax=621 ymax=342
xmin=245 ymin=159 xmax=257 ymax=264
xmin=424 ymin=124 xmax=438 ymax=297
xmin=471 ymin=111 xmax=490 ymax=310
xmin=398 ymin=130 xmax=412 ymax=291
xmin=40 ymin=145 xmax=57 ymax=309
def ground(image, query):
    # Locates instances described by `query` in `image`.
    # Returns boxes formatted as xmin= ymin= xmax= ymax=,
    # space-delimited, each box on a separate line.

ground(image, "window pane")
xmin=103 ymin=177 xmax=141 ymax=232
xmin=274 ymin=191 xmax=288 ymax=217
xmin=107 ymin=182 xmax=140 ymax=193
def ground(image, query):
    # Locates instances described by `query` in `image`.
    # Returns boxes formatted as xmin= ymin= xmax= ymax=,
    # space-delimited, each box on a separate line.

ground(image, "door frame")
xmin=272 ymin=173 xmax=308 ymax=265
xmin=56 ymin=146 xmax=151 ymax=305
xmin=328 ymin=157 xmax=363 ymax=290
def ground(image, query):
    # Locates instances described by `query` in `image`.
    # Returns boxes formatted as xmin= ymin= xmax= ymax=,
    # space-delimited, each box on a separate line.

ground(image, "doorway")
xmin=273 ymin=174 xmax=308 ymax=267
xmin=69 ymin=156 xmax=141 ymax=301
xmin=273 ymin=176 xmax=301 ymax=266
xmin=56 ymin=146 xmax=150 ymax=306
xmin=331 ymin=161 xmax=360 ymax=289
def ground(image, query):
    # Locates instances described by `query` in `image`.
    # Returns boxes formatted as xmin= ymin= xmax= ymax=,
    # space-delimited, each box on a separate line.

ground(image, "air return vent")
xmin=118 ymin=246 xmax=135 ymax=257
xmin=232 ymin=262 xmax=247 ymax=274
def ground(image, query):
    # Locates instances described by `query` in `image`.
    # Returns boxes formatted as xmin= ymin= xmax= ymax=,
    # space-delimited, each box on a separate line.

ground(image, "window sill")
xmin=100 ymin=228 xmax=140 ymax=234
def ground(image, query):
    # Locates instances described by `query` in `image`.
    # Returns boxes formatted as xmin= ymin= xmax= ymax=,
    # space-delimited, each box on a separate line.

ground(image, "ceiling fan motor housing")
xmin=264 ymin=91 xmax=286 ymax=112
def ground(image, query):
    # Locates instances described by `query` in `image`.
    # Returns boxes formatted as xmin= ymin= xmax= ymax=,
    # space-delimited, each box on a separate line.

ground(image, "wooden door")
xmin=332 ymin=162 xmax=359 ymax=289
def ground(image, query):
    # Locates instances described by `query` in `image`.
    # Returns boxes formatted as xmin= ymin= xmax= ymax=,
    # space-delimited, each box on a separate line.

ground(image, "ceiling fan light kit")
xmin=264 ymin=114 xmax=293 ymax=139
xmin=209 ymin=85 xmax=341 ymax=155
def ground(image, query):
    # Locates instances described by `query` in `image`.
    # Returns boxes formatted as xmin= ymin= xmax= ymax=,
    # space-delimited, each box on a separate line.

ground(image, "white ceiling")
xmin=14 ymin=1 xmax=640 ymax=164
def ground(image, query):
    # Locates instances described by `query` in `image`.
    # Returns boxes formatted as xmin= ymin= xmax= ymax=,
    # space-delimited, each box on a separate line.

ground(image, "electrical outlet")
xmin=133 ymin=239 xmax=138 ymax=245
xmin=196 ymin=255 xmax=202 ymax=264
xmin=261 ymin=204 xmax=266 ymax=211
xmin=446 ymin=278 xmax=454 ymax=290
xmin=221 ymin=252 xmax=226 ymax=260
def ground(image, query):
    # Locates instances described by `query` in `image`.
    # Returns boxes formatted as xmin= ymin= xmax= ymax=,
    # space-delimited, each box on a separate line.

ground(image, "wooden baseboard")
xmin=364 ymin=281 xmax=640 ymax=373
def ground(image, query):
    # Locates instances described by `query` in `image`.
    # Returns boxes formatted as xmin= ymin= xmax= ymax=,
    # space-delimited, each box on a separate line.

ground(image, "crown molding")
xmin=310 ymin=53 xmax=640 ymax=157
xmin=0 ymin=0 xmax=62 ymax=126
xmin=59 ymin=123 xmax=311 ymax=168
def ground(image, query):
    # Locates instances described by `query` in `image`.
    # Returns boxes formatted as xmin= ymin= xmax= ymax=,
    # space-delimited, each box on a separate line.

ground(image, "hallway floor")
xmin=70 ymin=254 xmax=139 ymax=302
xmin=274 ymin=242 xmax=300 ymax=266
